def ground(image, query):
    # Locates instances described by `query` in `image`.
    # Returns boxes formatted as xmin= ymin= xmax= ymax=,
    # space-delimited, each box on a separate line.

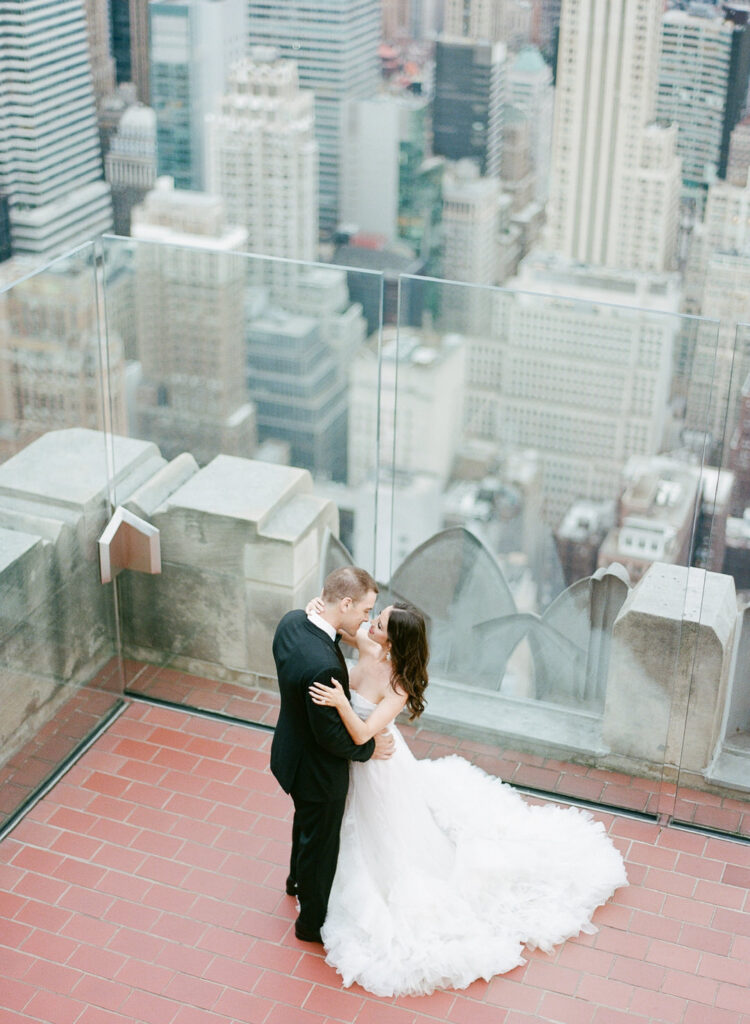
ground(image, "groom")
xmin=271 ymin=566 xmax=394 ymax=943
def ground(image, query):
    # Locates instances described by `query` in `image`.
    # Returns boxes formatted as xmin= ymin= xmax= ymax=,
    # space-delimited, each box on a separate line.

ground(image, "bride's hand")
xmin=309 ymin=677 xmax=347 ymax=709
xmin=305 ymin=594 xmax=325 ymax=616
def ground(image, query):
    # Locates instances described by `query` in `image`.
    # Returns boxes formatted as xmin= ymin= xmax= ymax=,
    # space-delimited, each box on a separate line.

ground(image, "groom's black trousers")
xmin=290 ymin=793 xmax=347 ymax=933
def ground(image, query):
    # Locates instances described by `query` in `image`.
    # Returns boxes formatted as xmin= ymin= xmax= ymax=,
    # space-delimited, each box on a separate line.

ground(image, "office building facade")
xmin=0 ymin=0 xmax=113 ymax=257
xmin=247 ymin=0 xmax=381 ymax=237
xmin=433 ymin=37 xmax=506 ymax=178
xmin=206 ymin=50 xmax=318 ymax=262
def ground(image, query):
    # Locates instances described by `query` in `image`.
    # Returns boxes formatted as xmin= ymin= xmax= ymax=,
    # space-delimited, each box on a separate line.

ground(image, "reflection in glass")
xmin=0 ymin=246 xmax=126 ymax=463
xmin=0 ymin=250 xmax=125 ymax=828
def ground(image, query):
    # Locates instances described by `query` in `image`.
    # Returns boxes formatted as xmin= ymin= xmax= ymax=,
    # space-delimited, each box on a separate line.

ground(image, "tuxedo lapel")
xmin=303 ymin=618 xmax=350 ymax=692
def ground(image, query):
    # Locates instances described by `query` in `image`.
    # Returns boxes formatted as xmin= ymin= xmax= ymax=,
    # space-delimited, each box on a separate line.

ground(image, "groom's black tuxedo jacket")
xmin=271 ymin=610 xmax=375 ymax=802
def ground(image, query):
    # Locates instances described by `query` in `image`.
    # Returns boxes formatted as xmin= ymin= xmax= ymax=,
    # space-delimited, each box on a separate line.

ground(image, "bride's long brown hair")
xmin=387 ymin=602 xmax=429 ymax=720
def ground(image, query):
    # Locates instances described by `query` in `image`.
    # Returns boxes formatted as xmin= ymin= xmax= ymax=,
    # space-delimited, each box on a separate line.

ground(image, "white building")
xmin=340 ymin=92 xmax=429 ymax=244
xmin=545 ymin=0 xmax=681 ymax=274
xmin=105 ymin=103 xmax=157 ymax=235
xmin=206 ymin=49 xmax=318 ymax=262
xmin=463 ymin=255 xmax=681 ymax=523
xmin=442 ymin=161 xmax=501 ymax=286
xmin=247 ymin=0 xmax=381 ymax=237
xmin=348 ymin=327 xmax=466 ymax=489
xmin=149 ymin=0 xmax=245 ymax=192
xmin=0 ymin=0 xmax=113 ymax=257
xmin=440 ymin=161 xmax=502 ymax=332
xmin=687 ymin=251 xmax=750 ymax=451
xmin=443 ymin=0 xmax=532 ymax=46
xmin=507 ymin=46 xmax=554 ymax=204
xmin=130 ymin=179 xmax=254 ymax=464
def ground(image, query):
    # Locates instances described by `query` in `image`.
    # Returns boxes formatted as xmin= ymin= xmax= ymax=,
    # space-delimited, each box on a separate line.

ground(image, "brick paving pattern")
xmin=126 ymin=662 xmax=750 ymax=838
xmin=1 ymin=700 xmax=749 ymax=1024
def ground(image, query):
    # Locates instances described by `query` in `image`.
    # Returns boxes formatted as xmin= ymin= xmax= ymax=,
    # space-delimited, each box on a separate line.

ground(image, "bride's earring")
xmin=385 ymin=649 xmax=391 ymax=662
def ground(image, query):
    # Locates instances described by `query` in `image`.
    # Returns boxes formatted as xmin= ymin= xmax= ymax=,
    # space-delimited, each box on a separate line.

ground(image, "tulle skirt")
xmin=321 ymin=725 xmax=627 ymax=997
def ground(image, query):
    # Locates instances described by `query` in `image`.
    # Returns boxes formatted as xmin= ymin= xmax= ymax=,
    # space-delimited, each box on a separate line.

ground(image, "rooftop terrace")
xmin=1 ymin=689 xmax=749 ymax=1024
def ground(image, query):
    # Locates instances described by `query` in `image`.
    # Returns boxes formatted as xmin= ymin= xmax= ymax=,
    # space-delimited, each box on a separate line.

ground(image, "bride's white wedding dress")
xmin=321 ymin=691 xmax=628 ymax=997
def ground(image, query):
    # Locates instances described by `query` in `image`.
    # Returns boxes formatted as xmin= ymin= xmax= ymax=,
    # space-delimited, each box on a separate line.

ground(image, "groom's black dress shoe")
xmin=294 ymin=922 xmax=323 ymax=943
xmin=285 ymin=876 xmax=298 ymax=896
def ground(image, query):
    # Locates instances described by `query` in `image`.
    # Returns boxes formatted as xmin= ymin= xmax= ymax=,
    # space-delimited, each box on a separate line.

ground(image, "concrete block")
xmin=604 ymin=562 xmax=737 ymax=774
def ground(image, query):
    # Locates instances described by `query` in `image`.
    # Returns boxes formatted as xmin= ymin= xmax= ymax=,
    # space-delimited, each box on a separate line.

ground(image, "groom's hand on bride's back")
xmin=371 ymin=730 xmax=395 ymax=759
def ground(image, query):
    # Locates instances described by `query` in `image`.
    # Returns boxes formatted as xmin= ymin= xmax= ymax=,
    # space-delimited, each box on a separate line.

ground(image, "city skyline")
xmin=2 ymin=0 xmax=750 ymax=599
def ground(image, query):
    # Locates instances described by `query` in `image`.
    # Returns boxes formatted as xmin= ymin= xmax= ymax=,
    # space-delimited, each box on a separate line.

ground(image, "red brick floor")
xmin=124 ymin=661 xmax=750 ymax=839
xmin=2 ymin=700 xmax=750 ymax=1024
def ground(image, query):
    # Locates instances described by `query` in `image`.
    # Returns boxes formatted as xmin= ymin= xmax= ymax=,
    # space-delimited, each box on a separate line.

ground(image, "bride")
xmin=306 ymin=598 xmax=628 ymax=998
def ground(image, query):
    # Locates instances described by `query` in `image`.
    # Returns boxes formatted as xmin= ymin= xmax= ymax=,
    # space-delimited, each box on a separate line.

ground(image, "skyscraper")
xmin=0 ymin=0 xmax=113 ymax=257
xmin=441 ymin=160 xmax=501 ymax=332
xmin=110 ymin=0 xmax=150 ymax=103
xmin=433 ymin=37 xmax=506 ymax=178
xmin=443 ymin=0 xmax=533 ymax=47
xmin=150 ymin=0 xmax=245 ymax=191
xmin=247 ymin=0 xmax=381 ymax=237
xmin=105 ymin=103 xmax=158 ymax=235
xmin=247 ymin=310 xmax=348 ymax=482
xmin=658 ymin=7 xmax=750 ymax=209
xmin=545 ymin=0 xmax=681 ymax=274
xmin=340 ymin=92 xmax=431 ymax=246
xmin=82 ymin=0 xmax=116 ymax=105
xmin=131 ymin=179 xmax=254 ymax=464
xmin=206 ymin=49 xmax=318 ymax=262
xmin=0 ymin=252 xmax=127 ymax=461
xmin=507 ymin=45 xmax=553 ymax=204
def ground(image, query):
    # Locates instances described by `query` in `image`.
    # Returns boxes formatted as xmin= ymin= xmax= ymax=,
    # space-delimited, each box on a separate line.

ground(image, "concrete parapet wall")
xmin=0 ymin=429 xmax=166 ymax=761
xmin=121 ymin=453 xmax=338 ymax=680
xmin=604 ymin=563 xmax=737 ymax=776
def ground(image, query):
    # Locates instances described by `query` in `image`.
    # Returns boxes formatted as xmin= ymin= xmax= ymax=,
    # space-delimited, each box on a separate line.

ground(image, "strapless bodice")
xmin=349 ymin=689 xmax=376 ymax=721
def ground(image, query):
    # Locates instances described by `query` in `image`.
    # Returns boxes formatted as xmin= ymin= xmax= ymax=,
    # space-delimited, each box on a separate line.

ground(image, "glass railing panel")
xmin=673 ymin=319 xmax=750 ymax=836
xmin=387 ymin=271 xmax=724 ymax=821
xmin=0 ymin=244 xmax=125 ymax=831
xmin=100 ymin=236 xmax=384 ymax=720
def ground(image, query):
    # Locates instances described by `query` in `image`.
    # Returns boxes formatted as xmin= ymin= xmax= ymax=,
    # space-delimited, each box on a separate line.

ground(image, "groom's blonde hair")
xmin=322 ymin=566 xmax=378 ymax=602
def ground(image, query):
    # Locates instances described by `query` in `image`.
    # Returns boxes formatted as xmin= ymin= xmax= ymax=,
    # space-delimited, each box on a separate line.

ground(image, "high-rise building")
xmin=545 ymin=0 xmax=681 ymax=274
xmin=0 ymin=195 xmax=11 ymax=264
xmin=0 ymin=0 xmax=113 ymax=258
xmin=658 ymin=7 xmax=750 ymax=209
xmin=432 ymin=38 xmax=506 ymax=178
xmin=441 ymin=161 xmax=501 ymax=286
xmin=686 ymin=251 xmax=750 ymax=451
xmin=150 ymin=0 xmax=245 ymax=191
xmin=340 ymin=92 xmax=432 ymax=247
xmin=441 ymin=161 xmax=502 ymax=333
xmin=501 ymin=105 xmax=535 ymax=211
xmin=727 ymin=114 xmax=750 ymax=187
xmin=246 ymin=309 xmax=348 ymax=482
xmin=82 ymin=0 xmax=116 ymax=104
xmin=206 ymin=49 xmax=318 ymax=262
xmin=105 ymin=103 xmax=158 ymax=235
xmin=0 ymin=253 xmax=127 ymax=462
xmin=443 ymin=0 xmax=533 ymax=47
xmin=507 ymin=45 xmax=553 ymax=204
xmin=247 ymin=0 xmax=381 ymax=237
xmin=130 ymin=179 xmax=255 ymax=464
xmin=382 ymin=0 xmax=411 ymax=40
xmin=729 ymin=374 xmax=750 ymax=515
xmin=110 ymin=0 xmax=150 ymax=103
xmin=348 ymin=327 xmax=466 ymax=488
xmin=463 ymin=255 xmax=681 ymax=523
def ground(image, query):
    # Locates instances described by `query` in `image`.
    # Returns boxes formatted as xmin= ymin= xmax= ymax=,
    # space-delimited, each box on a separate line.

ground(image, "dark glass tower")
xmin=432 ymin=38 xmax=504 ymax=178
